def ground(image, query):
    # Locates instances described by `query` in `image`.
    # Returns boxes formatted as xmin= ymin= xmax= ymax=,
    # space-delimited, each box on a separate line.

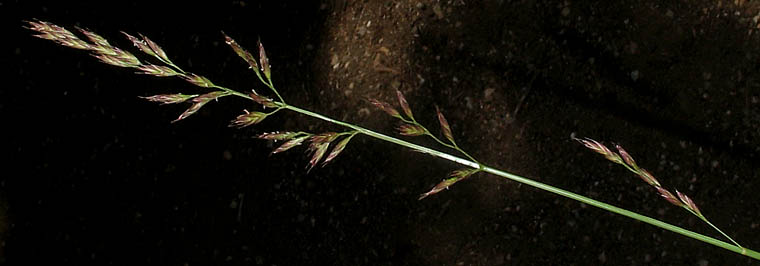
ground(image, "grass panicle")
xmin=28 ymin=20 xmax=759 ymax=260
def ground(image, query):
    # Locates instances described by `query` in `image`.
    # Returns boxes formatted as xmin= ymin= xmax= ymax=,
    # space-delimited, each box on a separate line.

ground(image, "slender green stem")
xmin=212 ymin=85 xmax=250 ymax=99
xmin=421 ymin=131 xmax=479 ymax=163
xmin=689 ymin=208 xmax=743 ymax=248
xmin=156 ymin=58 xmax=186 ymax=76
xmin=704 ymin=218 xmax=743 ymax=249
xmin=620 ymin=162 xmax=638 ymax=174
xmin=339 ymin=131 xmax=359 ymax=137
xmin=404 ymin=121 xmax=479 ymax=164
xmin=422 ymin=131 xmax=452 ymax=148
xmin=163 ymin=61 xmax=184 ymax=74
xmin=264 ymin=80 xmax=285 ymax=103
xmin=451 ymin=143 xmax=479 ymax=166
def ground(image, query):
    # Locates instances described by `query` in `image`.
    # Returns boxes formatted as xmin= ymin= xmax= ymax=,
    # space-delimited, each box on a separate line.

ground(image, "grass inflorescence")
xmin=26 ymin=20 xmax=759 ymax=260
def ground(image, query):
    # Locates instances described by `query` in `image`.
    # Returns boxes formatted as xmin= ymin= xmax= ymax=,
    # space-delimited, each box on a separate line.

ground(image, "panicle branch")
xmin=258 ymin=131 xmax=358 ymax=169
xmin=223 ymin=33 xmax=265 ymax=84
xmin=27 ymin=20 xmax=251 ymax=123
xmin=576 ymin=137 xmax=738 ymax=246
xmin=27 ymin=20 xmax=91 ymax=50
xmin=419 ymin=168 xmax=480 ymax=200
xmin=368 ymin=90 xmax=482 ymax=198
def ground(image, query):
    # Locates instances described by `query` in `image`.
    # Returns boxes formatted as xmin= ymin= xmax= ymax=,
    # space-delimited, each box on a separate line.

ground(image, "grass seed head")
xmin=27 ymin=20 xmax=92 ymax=50
xmin=173 ymin=101 xmax=205 ymax=123
xmin=27 ymin=21 xmax=142 ymax=68
xmin=418 ymin=169 xmax=478 ymax=200
xmin=638 ymin=168 xmax=661 ymax=187
xmin=310 ymin=132 xmax=339 ymax=144
xmin=307 ymin=142 xmax=330 ymax=172
xmin=576 ymin=138 xmax=624 ymax=165
xmin=249 ymin=93 xmax=278 ymax=108
xmin=676 ymin=190 xmax=702 ymax=216
xmin=172 ymin=91 xmax=228 ymax=122
xmin=93 ymin=52 xmax=141 ymax=68
xmin=398 ymin=124 xmax=426 ymax=136
xmin=76 ymin=29 xmax=118 ymax=56
xmin=139 ymin=33 xmax=169 ymax=62
xmin=322 ymin=136 xmax=352 ymax=166
xmin=418 ymin=177 xmax=458 ymax=200
xmin=182 ymin=73 xmax=215 ymax=88
xmin=258 ymin=40 xmax=271 ymax=81
xmin=615 ymin=144 xmax=639 ymax=170
xmin=396 ymin=90 xmax=414 ymax=120
xmin=369 ymin=98 xmax=402 ymax=119
xmin=271 ymin=135 xmax=310 ymax=155
xmin=258 ymin=131 xmax=299 ymax=140
xmin=137 ymin=64 xmax=179 ymax=77
xmin=576 ymin=137 xmax=605 ymax=154
xmin=450 ymin=168 xmax=479 ymax=179
xmin=122 ymin=31 xmax=156 ymax=57
xmin=656 ymin=186 xmax=684 ymax=207
xmin=229 ymin=110 xmax=267 ymax=128
xmin=192 ymin=91 xmax=229 ymax=103
xmin=77 ymin=27 xmax=112 ymax=49
xmin=140 ymin=93 xmax=197 ymax=105
xmin=224 ymin=33 xmax=260 ymax=74
xmin=435 ymin=105 xmax=455 ymax=144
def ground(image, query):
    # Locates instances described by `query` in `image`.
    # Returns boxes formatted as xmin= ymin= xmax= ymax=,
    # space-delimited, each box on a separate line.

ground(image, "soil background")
xmin=4 ymin=0 xmax=760 ymax=265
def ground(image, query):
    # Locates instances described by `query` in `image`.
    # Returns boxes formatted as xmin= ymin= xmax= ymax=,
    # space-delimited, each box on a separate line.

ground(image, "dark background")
xmin=4 ymin=0 xmax=760 ymax=265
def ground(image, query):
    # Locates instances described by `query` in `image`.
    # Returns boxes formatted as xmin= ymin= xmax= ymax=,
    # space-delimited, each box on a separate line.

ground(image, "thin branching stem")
xmin=266 ymin=82 xmax=285 ymax=104
xmin=211 ymin=85 xmax=250 ymax=99
xmin=397 ymin=115 xmax=481 ymax=164
xmin=421 ymin=131 xmax=480 ymax=164
xmin=687 ymin=208 xmax=743 ymax=248
xmin=159 ymin=59 xmax=184 ymax=74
